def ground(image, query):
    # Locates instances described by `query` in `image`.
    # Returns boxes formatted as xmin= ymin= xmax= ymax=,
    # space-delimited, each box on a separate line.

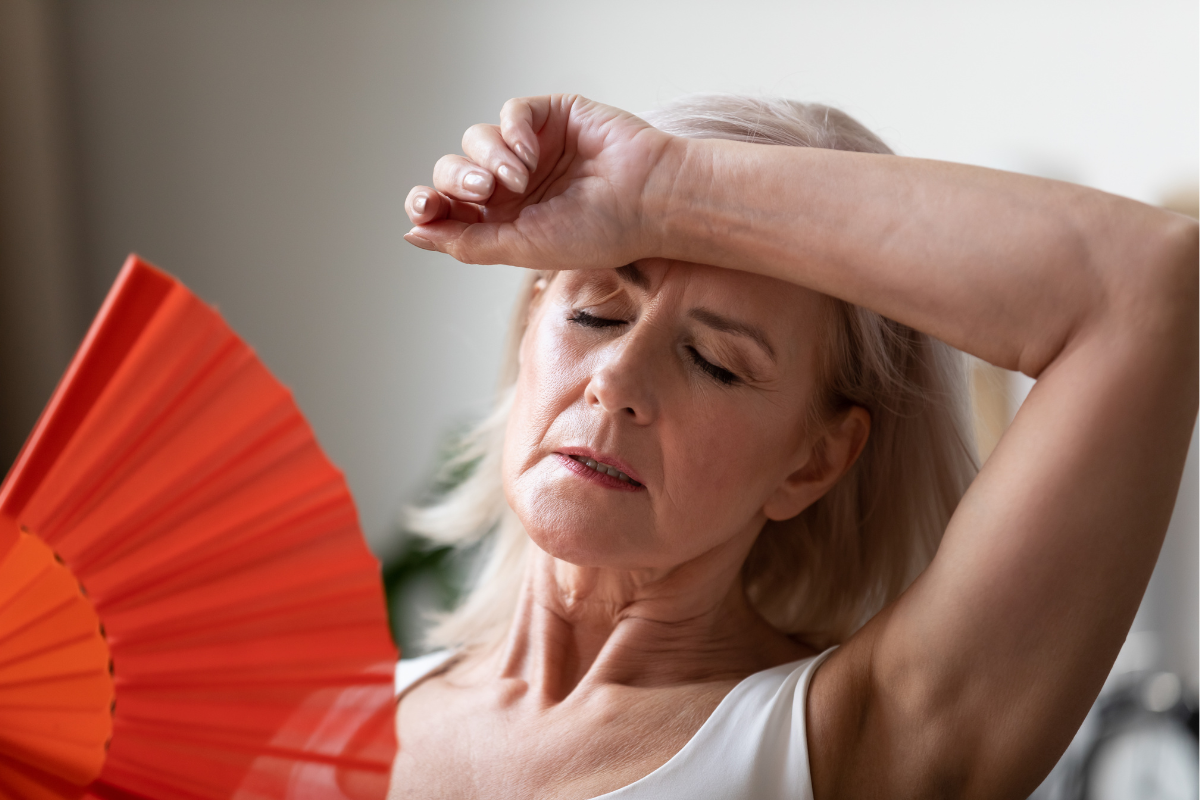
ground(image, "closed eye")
xmin=569 ymin=310 xmax=627 ymax=328
xmin=570 ymin=310 xmax=739 ymax=385
xmin=687 ymin=346 xmax=740 ymax=386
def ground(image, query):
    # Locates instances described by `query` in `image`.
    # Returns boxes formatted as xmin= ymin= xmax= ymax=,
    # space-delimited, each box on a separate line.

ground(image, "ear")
xmin=761 ymin=406 xmax=871 ymax=522
xmin=529 ymin=274 xmax=549 ymax=306
xmin=517 ymin=273 xmax=552 ymax=369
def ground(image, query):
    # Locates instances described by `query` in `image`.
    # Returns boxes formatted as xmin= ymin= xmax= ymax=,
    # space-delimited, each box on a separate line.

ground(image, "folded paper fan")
xmin=0 ymin=256 xmax=398 ymax=799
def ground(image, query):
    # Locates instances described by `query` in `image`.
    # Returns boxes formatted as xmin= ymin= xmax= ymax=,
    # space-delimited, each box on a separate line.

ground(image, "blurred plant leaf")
xmin=382 ymin=427 xmax=479 ymax=655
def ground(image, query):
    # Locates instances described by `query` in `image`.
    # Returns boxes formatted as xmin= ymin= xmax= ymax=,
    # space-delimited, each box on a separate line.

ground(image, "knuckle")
xmin=433 ymin=155 xmax=463 ymax=180
xmin=503 ymin=96 xmax=535 ymax=122
xmin=462 ymin=124 xmax=488 ymax=147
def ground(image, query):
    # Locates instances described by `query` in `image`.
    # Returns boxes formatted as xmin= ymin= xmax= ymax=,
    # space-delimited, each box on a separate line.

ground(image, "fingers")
xmin=405 ymin=185 xmax=482 ymax=226
xmin=422 ymin=95 xmax=563 ymax=209
xmin=405 ymin=95 xmax=578 ymax=262
xmin=431 ymin=154 xmax=499 ymax=204
xmin=405 ymin=218 xmax=529 ymax=267
xmin=461 ymin=123 xmax=529 ymax=194
xmin=500 ymin=96 xmax=552 ymax=171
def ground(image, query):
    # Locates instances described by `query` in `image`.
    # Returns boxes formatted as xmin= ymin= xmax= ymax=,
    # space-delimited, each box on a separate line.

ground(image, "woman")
xmin=390 ymin=94 xmax=1197 ymax=799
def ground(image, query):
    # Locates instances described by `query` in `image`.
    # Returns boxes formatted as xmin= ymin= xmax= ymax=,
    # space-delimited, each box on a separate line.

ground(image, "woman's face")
xmin=502 ymin=260 xmax=838 ymax=571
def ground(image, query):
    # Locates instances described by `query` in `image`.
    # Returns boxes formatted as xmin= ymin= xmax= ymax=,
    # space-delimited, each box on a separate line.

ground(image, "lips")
xmin=566 ymin=454 xmax=639 ymax=484
xmin=554 ymin=447 xmax=645 ymax=490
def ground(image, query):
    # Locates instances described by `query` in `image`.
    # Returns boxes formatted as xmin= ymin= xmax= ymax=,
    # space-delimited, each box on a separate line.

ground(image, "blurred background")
xmin=1 ymin=0 xmax=1195 ymax=794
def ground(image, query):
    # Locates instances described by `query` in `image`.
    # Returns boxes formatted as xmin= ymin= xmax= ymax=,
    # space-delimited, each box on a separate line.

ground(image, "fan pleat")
xmin=0 ymin=752 xmax=93 ymax=800
xmin=0 ymin=628 xmax=106 ymax=685
xmin=84 ymin=464 xmax=351 ymax=611
xmin=85 ymin=470 xmax=350 ymax=609
xmin=0 ymin=599 xmax=96 ymax=661
xmin=0 ymin=257 xmax=397 ymax=797
xmin=0 ymin=532 xmax=112 ymax=792
xmin=26 ymin=293 xmax=236 ymax=543
xmin=38 ymin=366 xmax=297 ymax=567
xmin=0 ymin=672 xmax=112 ymax=710
xmin=110 ymin=694 xmax=395 ymax=758
xmin=110 ymin=583 xmax=385 ymax=650
xmin=0 ymin=722 xmax=106 ymax=780
xmin=97 ymin=687 xmax=393 ymax=800
xmin=0 ymin=264 xmax=176 ymax=548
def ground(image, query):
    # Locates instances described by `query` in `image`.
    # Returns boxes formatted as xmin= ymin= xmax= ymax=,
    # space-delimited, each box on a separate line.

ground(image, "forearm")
xmin=655 ymin=137 xmax=1195 ymax=375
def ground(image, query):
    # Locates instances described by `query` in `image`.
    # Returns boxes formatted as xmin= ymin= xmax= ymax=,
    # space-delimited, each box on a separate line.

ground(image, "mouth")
xmin=554 ymin=450 xmax=645 ymax=490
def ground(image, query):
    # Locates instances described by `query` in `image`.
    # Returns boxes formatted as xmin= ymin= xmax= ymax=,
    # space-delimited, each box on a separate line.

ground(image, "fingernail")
xmin=463 ymin=171 xmax=492 ymax=194
xmin=497 ymin=164 xmax=527 ymax=193
xmin=412 ymin=194 xmax=427 ymax=215
xmin=514 ymin=142 xmax=537 ymax=171
xmin=404 ymin=232 xmax=436 ymax=251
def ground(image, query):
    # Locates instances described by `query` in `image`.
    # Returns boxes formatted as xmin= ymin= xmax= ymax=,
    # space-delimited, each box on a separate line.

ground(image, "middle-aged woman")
xmin=389 ymin=94 xmax=1197 ymax=799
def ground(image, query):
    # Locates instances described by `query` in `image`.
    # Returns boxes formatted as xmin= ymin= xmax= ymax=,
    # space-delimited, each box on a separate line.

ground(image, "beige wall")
xmin=2 ymin=0 xmax=1195 ymax=679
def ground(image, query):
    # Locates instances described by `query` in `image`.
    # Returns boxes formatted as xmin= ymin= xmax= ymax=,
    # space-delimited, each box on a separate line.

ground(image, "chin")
xmin=527 ymin=529 xmax=608 ymax=567
xmin=502 ymin=454 xmax=669 ymax=569
xmin=509 ymin=492 xmax=645 ymax=571
xmin=518 ymin=503 xmax=639 ymax=568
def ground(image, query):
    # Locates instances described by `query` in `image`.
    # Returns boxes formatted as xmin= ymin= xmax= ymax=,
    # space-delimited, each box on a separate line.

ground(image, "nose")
xmin=584 ymin=334 xmax=659 ymax=425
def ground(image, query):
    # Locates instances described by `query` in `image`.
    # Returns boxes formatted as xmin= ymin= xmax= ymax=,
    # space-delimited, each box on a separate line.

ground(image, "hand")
xmin=404 ymin=94 xmax=677 ymax=269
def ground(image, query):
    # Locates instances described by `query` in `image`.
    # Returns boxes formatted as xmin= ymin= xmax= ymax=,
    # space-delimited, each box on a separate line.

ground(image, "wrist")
xmin=639 ymin=134 xmax=715 ymax=262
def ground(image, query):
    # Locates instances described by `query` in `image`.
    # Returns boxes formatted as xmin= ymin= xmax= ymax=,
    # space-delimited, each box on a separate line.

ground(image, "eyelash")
xmin=567 ymin=310 xmax=741 ymax=386
xmin=568 ymin=310 xmax=625 ymax=329
xmin=687 ymin=347 xmax=739 ymax=385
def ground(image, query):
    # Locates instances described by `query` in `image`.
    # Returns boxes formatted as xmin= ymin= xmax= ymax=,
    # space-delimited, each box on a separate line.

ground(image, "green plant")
xmin=381 ymin=428 xmax=480 ymax=656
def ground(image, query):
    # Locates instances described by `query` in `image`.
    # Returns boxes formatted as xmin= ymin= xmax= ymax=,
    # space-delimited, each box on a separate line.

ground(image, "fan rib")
xmin=92 ymin=485 xmax=356 ymax=612
xmin=37 ymin=333 xmax=246 ymax=554
xmin=62 ymin=401 xmax=305 ymax=577
xmin=0 ymin=262 xmax=174 ymax=542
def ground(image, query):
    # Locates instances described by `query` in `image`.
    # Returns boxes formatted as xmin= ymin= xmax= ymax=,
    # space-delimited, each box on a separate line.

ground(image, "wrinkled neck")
xmin=484 ymin=534 xmax=810 ymax=703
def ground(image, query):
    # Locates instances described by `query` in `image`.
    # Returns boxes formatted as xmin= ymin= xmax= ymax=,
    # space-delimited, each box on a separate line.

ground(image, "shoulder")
xmin=742 ymin=648 xmax=834 ymax=744
xmin=608 ymin=649 xmax=835 ymax=800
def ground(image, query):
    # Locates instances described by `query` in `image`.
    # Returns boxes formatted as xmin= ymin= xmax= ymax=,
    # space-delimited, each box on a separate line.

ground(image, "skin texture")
xmin=391 ymin=263 xmax=866 ymax=799
xmin=394 ymin=94 xmax=1199 ymax=799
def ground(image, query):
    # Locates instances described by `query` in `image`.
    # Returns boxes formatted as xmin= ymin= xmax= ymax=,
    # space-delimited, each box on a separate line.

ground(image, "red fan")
xmin=0 ymin=256 xmax=398 ymax=799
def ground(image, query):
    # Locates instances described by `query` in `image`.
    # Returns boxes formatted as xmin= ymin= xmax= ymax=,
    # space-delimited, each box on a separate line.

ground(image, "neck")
xmin=478 ymin=527 xmax=811 ymax=702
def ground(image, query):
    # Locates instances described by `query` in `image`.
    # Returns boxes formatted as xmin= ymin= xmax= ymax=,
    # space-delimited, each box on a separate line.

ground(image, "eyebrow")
xmin=615 ymin=264 xmax=650 ymax=290
xmin=688 ymin=308 xmax=777 ymax=361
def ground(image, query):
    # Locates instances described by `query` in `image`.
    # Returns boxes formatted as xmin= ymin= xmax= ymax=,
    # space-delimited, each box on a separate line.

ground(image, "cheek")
xmin=521 ymin=315 xmax=590 ymax=411
xmin=500 ymin=320 xmax=586 ymax=501
xmin=658 ymin=393 xmax=804 ymax=525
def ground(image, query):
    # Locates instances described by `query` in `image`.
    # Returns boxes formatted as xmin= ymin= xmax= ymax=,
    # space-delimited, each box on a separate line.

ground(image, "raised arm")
xmin=404 ymin=94 xmax=1198 ymax=798
xmin=663 ymin=134 xmax=1198 ymax=798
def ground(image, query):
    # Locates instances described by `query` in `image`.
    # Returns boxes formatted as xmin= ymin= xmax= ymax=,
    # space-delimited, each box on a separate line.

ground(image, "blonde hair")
xmin=410 ymin=95 xmax=979 ymax=653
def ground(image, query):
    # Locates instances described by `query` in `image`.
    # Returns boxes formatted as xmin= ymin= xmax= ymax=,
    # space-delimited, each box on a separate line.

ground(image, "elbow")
xmin=1170 ymin=215 xmax=1199 ymax=294
xmin=1107 ymin=211 xmax=1198 ymax=342
xmin=1144 ymin=213 xmax=1196 ymax=324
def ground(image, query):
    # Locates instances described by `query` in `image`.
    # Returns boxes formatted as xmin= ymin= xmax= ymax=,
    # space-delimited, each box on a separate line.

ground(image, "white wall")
xmin=61 ymin=0 xmax=1196 ymax=671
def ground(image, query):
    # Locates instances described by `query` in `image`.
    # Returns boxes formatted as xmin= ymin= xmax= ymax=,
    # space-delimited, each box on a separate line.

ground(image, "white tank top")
xmin=394 ymin=647 xmax=834 ymax=799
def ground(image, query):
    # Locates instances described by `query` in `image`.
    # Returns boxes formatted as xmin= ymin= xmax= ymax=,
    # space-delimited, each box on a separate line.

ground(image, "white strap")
xmin=394 ymin=650 xmax=456 ymax=698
